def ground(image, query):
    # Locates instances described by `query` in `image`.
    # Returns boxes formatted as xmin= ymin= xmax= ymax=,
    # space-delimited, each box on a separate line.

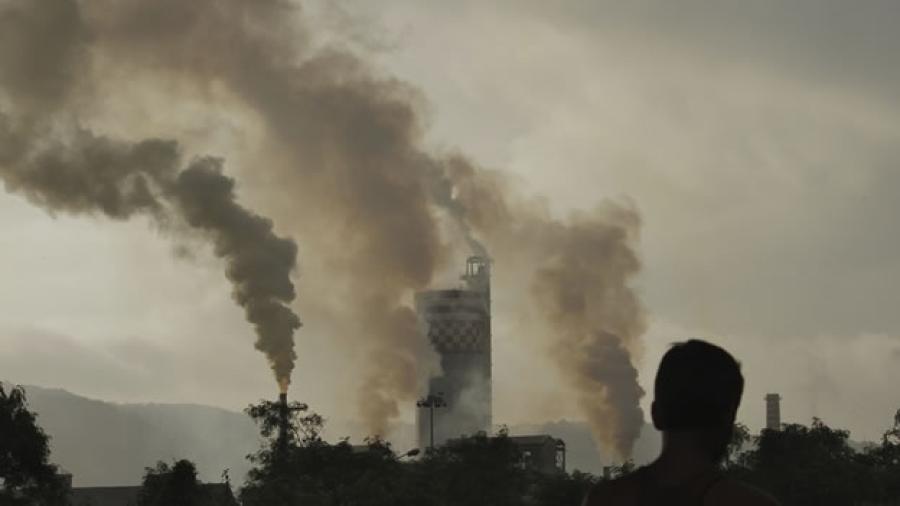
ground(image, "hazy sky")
xmin=2 ymin=0 xmax=899 ymax=443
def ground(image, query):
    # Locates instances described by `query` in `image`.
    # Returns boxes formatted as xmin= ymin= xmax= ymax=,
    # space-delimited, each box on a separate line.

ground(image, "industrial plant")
xmin=416 ymin=256 xmax=493 ymax=449
xmin=415 ymin=256 xmax=566 ymax=473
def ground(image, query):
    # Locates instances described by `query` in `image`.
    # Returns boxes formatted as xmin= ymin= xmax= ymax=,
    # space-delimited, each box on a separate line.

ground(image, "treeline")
xmin=727 ymin=417 xmax=900 ymax=506
xmin=2 ymin=384 xmax=899 ymax=505
xmin=233 ymin=396 xmax=598 ymax=506
xmin=125 ymin=399 xmax=900 ymax=506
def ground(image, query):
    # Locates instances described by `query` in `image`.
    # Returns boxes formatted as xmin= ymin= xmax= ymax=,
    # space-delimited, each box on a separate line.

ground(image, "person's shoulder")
xmin=582 ymin=474 xmax=641 ymax=506
xmin=706 ymin=477 xmax=780 ymax=506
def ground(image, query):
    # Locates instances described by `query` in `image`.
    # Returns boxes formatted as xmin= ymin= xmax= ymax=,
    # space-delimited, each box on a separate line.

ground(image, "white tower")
xmin=416 ymin=257 xmax=492 ymax=449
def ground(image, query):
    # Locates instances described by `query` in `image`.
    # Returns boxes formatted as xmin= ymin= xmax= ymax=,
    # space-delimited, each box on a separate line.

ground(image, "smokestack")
xmin=0 ymin=0 xmax=650 ymax=446
xmin=278 ymin=392 xmax=289 ymax=447
xmin=765 ymin=393 xmax=781 ymax=431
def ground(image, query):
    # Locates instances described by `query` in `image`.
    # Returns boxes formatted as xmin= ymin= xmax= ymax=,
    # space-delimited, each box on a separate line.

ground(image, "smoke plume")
xmin=78 ymin=0 xmax=449 ymax=432
xmin=448 ymin=164 xmax=647 ymax=457
xmin=0 ymin=0 xmax=647 ymax=449
xmin=529 ymin=207 xmax=647 ymax=458
xmin=169 ymin=160 xmax=301 ymax=390
xmin=0 ymin=0 xmax=300 ymax=390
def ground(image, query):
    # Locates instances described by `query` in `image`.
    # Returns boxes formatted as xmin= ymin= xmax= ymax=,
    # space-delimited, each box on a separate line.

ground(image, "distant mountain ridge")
xmin=5 ymin=382 xmax=660 ymax=487
xmin=4 ymin=383 xmax=259 ymax=487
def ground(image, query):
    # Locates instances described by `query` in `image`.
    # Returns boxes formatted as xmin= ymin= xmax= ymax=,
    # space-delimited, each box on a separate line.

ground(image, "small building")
xmin=443 ymin=433 xmax=566 ymax=475
xmin=70 ymin=486 xmax=142 ymax=506
xmin=508 ymin=435 xmax=566 ymax=475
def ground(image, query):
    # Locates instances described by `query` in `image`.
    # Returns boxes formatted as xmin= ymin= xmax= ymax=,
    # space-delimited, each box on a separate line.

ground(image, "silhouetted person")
xmin=583 ymin=340 xmax=778 ymax=506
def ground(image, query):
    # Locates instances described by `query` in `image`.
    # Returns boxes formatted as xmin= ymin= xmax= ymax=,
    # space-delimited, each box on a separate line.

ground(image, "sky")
xmin=1 ymin=0 xmax=899 ymax=443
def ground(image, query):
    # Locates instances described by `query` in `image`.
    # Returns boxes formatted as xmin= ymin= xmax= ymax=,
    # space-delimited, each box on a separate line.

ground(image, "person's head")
xmin=651 ymin=339 xmax=744 ymax=460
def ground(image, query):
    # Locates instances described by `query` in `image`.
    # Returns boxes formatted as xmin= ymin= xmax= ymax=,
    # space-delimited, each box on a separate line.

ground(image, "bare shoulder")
xmin=582 ymin=475 xmax=640 ymax=506
xmin=706 ymin=477 xmax=780 ymax=506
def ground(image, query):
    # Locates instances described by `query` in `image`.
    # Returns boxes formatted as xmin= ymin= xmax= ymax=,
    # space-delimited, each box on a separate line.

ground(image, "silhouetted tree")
xmin=0 ymin=384 xmax=68 ymax=505
xmin=724 ymin=422 xmax=751 ymax=469
xmin=417 ymin=429 xmax=528 ymax=506
xmin=733 ymin=418 xmax=865 ymax=506
xmin=239 ymin=399 xmax=330 ymax=505
xmin=857 ymin=409 xmax=900 ymax=505
xmin=607 ymin=459 xmax=636 ymax=479
xmin=138 ymin=460 xmax=213 ymax=506
xmin=244 ymin=398 xmax=318 ymax=448
xmin=240 ymin=399 xmax=544 ymax=506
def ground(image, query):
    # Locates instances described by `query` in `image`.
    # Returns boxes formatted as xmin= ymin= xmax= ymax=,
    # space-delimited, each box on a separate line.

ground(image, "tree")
xmin=616 ymin=460 xmax=637 ymax=478
xmin=0 ymin=384 xmax=68 ymax=505
xmin=238 ymin=398 xmax=646 ymax=506
xmin=138 ymin=459 xmax=213 ymax=506
xmin=734 ymin=418 xmax=865 ymax=506
xmin=417 ymin=430 xmax=528 ymax=506
xmin=239 ymin=398 xmax=330 ymax=505
xmin=724 ymin=422 xmax=751 ymax=469
xmin=241 ymin=397 xmax=424 ymax=506
xmin=858 ymin=408 xmax=900 ymax=504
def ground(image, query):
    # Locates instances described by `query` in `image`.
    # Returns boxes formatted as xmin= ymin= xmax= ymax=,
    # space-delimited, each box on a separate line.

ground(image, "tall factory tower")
xmin=416 ymin=256 xmax=492 ymax=449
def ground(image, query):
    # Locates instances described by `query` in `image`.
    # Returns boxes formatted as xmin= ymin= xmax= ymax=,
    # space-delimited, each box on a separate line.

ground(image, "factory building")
xmin=444 ymin=435 xmax=566 ymax=475
xmin=416 ymin=256 xmax=492 ymax=449
xmin=508 ymin=435 xmax=567 ymax=474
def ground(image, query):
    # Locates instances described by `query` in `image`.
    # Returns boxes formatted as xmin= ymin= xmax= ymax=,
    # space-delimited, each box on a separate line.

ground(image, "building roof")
xmin=70 ymin=483 xmax=236 ymax=506
xmin=508 ymin=435 xmax=564 ymax=447
xmin=70 ymin=486 xmax=139 ymax=506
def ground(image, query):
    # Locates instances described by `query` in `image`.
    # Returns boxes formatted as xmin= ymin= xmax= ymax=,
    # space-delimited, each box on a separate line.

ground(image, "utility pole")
xmin=416 ymin=393 xmax=447 ymax=450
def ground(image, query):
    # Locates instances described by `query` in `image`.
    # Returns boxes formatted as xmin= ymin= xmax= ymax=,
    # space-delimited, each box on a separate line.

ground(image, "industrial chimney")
xmin=765 ymin=393 xmax=781 ymax=431
xmin=278 ymin=392 xmax=289 ymax=451
xmin=416 ymin=256 xmax=492 ymax=449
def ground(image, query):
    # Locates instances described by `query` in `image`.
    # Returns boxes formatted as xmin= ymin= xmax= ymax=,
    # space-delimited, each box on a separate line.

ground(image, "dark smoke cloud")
xmin=169 ymin=160 xmax=301 ymax=390
xmin=0 ymin=0 xmax=301 ymax=390
xmin=0 ymin=0 xmax=647 ymax=446
xmin=74 ymin=0 xmax=448 ymax=431
xmin=1 ymin=128 xmax=176 ymax=219
xmin=0 ymin=0 xmax=85 ymax=111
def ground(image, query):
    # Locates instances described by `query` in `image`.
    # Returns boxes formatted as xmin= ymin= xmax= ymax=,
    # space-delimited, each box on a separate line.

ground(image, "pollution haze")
xmin=0 ymin=0 xmax=899 ymax=464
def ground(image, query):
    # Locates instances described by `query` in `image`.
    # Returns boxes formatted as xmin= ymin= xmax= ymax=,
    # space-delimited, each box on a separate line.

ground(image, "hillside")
xmin=7 ymin=384 xmax=258 ymax=487
xmin=6 ymin=383 xmax=660 ymax=487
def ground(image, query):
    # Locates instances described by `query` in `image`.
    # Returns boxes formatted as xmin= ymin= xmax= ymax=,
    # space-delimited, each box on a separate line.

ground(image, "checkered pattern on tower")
xmin=427 ymin=318 xmax=488 ymax=353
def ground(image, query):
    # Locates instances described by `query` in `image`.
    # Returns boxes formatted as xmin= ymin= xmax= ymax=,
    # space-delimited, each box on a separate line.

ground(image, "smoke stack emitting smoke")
xmin=0 ymin=0 xmax=646 ymax=456
xmin=0 ymin=123 xmax=302 ymax=389
xmin=0 ymin=0 xmax=301 ymax=391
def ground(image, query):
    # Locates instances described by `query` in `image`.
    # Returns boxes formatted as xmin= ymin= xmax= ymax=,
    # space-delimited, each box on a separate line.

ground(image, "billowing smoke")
xmin=449 ymin=164 xmax=647 ymax=458
xmin=0 ymin=0 xmax=300 ymax=390
xmin=75 ymin=0 xmax=449 ymax=432
xmin=169 ymin=160 xmax=301 ymax=391
xmin=529 ymin=207 xmax=647 ymax=458
xmin=0 ymin=0 xmax=647 ymax=448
